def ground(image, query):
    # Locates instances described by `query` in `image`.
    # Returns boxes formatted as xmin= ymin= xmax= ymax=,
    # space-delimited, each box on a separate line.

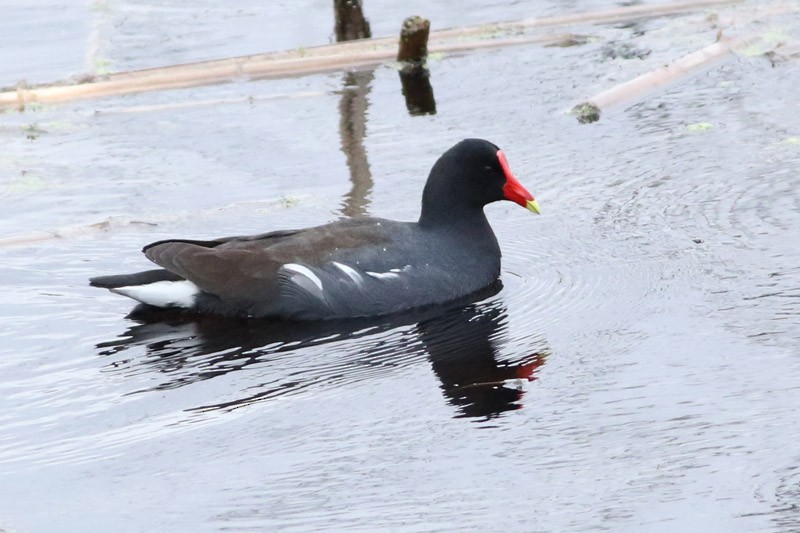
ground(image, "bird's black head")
xmin=419 ymin=139 xmax=540 ymax=227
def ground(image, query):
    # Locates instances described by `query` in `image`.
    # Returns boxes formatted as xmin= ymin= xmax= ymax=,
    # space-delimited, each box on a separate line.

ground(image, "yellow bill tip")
xmin=526 ymin=199 xmax=541 ymax=215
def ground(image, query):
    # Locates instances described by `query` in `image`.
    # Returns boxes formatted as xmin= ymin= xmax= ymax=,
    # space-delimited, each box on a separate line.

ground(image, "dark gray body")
xmin=92 ymin=214 xmax=501 ymax=320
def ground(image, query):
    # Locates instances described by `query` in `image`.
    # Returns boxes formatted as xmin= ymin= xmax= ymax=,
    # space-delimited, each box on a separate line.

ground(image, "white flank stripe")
xmin=111 ymin=280 xmax=199 ymax=308
xmin=366 ymin=265 xmax=410 ymax=280
xmin=366 ymin=271 xmax=400 ymax=280
xmin=332 ymin=261 xmax=363 ymax=284
xmin=284 ymin=263 xmax=324 ymax=291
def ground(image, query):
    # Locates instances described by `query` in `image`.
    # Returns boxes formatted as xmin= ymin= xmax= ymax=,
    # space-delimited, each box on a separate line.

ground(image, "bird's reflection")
xmin=97 ymin=284 xmax=547 ymax=420
xmin=417 ymin=304 xmax=545 ymax=419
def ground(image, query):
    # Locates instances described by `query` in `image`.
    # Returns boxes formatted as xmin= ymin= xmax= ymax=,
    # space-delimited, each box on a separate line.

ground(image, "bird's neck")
xmin=418 ymin=200 xmax=491 ymax=233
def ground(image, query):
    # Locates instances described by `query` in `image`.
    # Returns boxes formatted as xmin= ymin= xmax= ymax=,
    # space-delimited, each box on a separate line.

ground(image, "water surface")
xmin=1 ymin=1 xmax=799 ymax=531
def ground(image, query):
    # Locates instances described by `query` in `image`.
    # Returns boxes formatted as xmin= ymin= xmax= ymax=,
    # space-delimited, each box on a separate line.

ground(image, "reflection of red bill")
xmin=515 ymin=354 xmax=547 ymax=382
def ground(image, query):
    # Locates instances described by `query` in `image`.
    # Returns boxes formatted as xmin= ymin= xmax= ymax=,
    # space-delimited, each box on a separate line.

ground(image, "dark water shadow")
xmin=399 ymin=69 xmax=436 ymax=116
xmin=96 ymin=283 xmax=548 ymax=420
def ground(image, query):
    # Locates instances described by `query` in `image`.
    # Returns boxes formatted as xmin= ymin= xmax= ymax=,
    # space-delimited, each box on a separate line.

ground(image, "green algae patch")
xmin=686 ymin=122 xmax=715 ymax=133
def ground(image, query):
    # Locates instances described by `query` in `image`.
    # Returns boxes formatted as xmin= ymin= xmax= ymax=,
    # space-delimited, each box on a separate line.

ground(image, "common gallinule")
xmin=90 ymin=139 xmax=540 ymax=320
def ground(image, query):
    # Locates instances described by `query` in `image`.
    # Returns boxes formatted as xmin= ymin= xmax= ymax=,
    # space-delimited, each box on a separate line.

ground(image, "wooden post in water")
xmin=397 ymin=16 xmax=436 ymax=116
xmin=397 ymin=16 xmax=430 ymax=67
xmin=334 ymin=0 xmax=371 ymax=41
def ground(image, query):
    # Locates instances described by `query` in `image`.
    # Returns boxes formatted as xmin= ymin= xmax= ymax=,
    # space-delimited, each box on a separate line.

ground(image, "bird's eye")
xmin=483 ymin=165 xmax=493 ymax=171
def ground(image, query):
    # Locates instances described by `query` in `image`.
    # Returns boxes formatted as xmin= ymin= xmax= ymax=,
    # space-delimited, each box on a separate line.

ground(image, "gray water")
xmin=1 ymin=1 xmax=799 ymax=531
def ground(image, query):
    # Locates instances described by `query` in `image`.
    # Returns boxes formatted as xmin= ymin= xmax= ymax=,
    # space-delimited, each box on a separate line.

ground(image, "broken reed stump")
xmin=397 ymin=16 xmax=430 ymax=70
xmin=397 ymin=16 xmax=436 ymax=116
xmin=334 ymin=0 xmax=371 ymax=41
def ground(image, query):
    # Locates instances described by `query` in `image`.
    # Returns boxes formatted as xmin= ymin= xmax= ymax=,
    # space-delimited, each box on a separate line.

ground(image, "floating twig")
xmin=0 ymin=0 xmax=739 ymax=110
xmin=433 ymin=0 xmax=739 ymax=38
xmin=571 ymin=35 xmax=763 ymax=123
xmin=0 ymin=218 xmax=157 ymax=248
xmin=93 ymin=90 xmax=326 ymax=115
xmin=0 ymin=196 xmax=310 ymax=248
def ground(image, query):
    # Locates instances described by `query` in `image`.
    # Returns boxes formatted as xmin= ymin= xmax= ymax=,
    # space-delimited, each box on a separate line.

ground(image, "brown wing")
xmin=142 ymin=228 xmax=302 ymax=253
xmin=142 ymin=229 xmax=304 ymax=306
xmin=141 ymin=220 xmax=391 ymax=308
xmin=143 ymin=242 xmax=284 ymax=306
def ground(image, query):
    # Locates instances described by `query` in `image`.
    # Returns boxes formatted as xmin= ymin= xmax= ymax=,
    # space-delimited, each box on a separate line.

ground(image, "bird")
xmin=90 ymin=138 xmax=540 ymax=320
